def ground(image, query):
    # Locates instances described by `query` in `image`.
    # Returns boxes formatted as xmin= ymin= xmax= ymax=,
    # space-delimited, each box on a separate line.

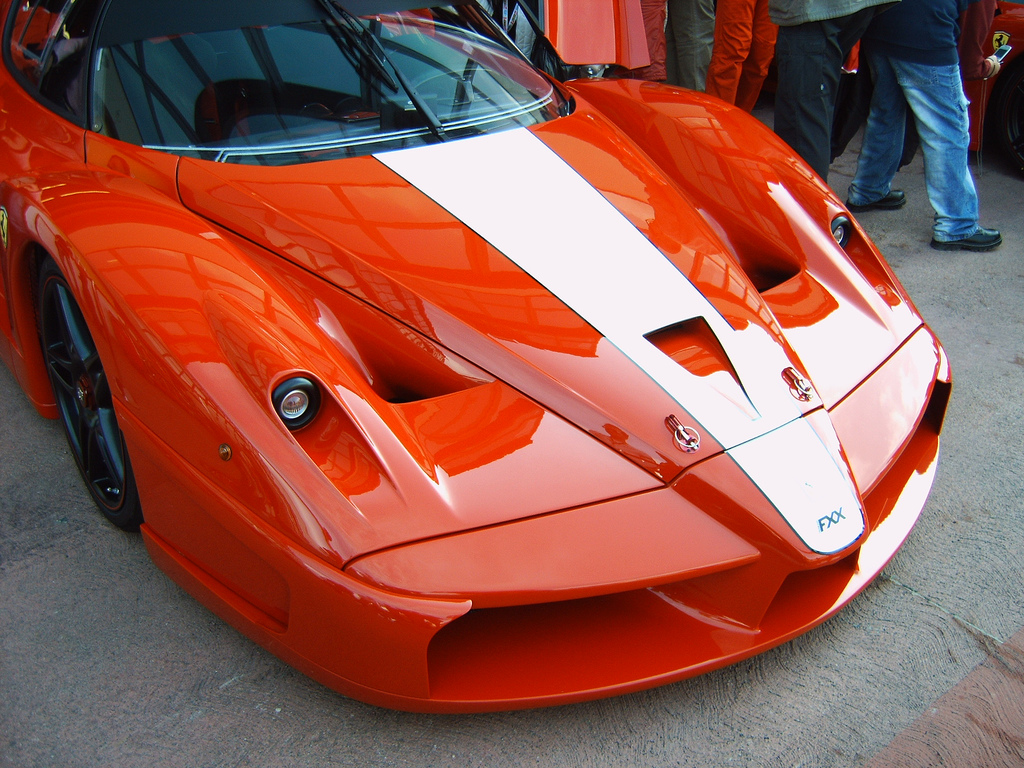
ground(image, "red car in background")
xmin=968 ymin=1 xmax=1024 ymax=166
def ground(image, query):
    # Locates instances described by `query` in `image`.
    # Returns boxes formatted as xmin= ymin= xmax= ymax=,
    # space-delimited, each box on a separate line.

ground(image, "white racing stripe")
xmin=376 ymin=127 xmax=799 ymax=449
xmin=728 ymin=417 xmax=864 ymax=553
xmin=376 ymin=128 xmax=865 ymax=553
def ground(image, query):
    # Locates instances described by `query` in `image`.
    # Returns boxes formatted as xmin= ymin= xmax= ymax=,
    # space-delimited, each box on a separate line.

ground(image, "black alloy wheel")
xmin=38 ymin=257 xmax=143 ymax=530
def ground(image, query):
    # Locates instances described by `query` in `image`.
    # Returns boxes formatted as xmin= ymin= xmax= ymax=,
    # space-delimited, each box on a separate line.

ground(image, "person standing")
xmin=846 ymin=0 xmax=1001 ymax=251
xmin=666 ymin=0 xmax=716 ymax=90
xmin=770 ymin=0 xmax=899 ymax=181
xmin=705 ymin=0 xmax=778 ymax=112
xmin=627 ymin=0 xmax=669 ymax=81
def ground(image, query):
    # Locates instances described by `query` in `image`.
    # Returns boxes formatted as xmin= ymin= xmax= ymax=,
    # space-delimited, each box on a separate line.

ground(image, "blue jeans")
xmin=848 ymin=48 xmax=980 ymax=242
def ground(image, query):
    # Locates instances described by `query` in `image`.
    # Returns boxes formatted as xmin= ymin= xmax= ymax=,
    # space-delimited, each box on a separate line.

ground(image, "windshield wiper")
xmin=313 ymin=0 xmax=448 ymax=141
xmin=314 ymin=0 xmax=397 ymax=91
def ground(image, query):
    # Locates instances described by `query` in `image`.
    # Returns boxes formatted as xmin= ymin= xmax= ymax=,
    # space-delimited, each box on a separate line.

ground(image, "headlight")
xmin=272 ymin=376 xmax=321 ymax=430
xmin=831 ymin=215 xmax=852 ymax=248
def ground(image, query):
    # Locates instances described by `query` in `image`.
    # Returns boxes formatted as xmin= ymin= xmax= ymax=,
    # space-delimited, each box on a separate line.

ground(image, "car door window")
xmin=7 ymin=0 xmax=66 ymax=85
xmin=6 ymin=0 xmax=103 ymax=121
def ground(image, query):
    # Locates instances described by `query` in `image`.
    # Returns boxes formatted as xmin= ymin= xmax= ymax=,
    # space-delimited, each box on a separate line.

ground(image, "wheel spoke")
xmin=74 ymin=403 xmax=93 ymax=458
xmin=45 ymin=292 xmax=82 ymax=392
xmin=84 ymin=415 xmax=123 ymax=502
xmin=96 ymin=407 xmax=126 ymax=483
xmin=46 ymin=345 xmax=78 ymax=395
xmin=54 ymin=283 xmax=96 ymax=365
xmin=92 ymin=367 xmax=113 ymax=410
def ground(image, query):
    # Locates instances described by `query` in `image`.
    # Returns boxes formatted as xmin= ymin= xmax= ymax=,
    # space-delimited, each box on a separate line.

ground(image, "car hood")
xmin=175 ymin=94 xmax=923 ymax=546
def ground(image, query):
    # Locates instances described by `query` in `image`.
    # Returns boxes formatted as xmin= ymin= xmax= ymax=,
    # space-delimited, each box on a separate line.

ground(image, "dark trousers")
xmin=773 ymin=6 xmax=884 ymax=180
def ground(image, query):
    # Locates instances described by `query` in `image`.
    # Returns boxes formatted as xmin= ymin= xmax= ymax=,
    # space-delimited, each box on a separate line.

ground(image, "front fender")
xmin=6 ymin=169 xmax=376 ymax=568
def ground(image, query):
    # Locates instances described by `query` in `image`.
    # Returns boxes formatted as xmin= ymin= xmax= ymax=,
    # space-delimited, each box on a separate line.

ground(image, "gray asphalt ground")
xmin=2 ymin=113 xmax=1023 ymax=767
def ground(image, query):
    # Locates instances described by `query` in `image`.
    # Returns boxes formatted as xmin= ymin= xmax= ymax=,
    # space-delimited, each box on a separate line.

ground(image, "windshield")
xmin=91 ymin=2 xmax=568 ymax=165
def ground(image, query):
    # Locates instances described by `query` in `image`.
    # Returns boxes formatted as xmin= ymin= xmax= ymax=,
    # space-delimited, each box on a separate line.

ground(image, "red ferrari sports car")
xmin=0 ymin=0 xmax=949 ymax=711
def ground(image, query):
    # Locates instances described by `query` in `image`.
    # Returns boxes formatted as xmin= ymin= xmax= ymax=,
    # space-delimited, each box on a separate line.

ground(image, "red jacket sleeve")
xmin=959 ymin=0 xmax=997 ymax=80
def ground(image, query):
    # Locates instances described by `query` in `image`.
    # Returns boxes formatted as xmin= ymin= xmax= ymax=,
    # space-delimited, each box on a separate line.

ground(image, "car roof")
xmin=95 ymin=0 xmax=472 ymax=47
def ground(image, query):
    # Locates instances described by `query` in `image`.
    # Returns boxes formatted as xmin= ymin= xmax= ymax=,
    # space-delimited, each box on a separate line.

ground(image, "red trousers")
xmin=628 ymin=0 xmax=668 ymax=81
xmin=705 ymin=0 xmax=777 ymax=112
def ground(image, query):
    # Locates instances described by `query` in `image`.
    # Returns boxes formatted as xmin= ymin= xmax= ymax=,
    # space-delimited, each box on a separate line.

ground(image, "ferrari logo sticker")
xmin=993 ymin=31 xmax=1011 ymax=49
xmin=0 ymin=207 xmax=8 ymax=251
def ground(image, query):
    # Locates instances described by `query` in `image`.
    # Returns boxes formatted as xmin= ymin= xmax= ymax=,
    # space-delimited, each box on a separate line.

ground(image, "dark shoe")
xmin=930 ymin=227 xmax=1002 ymax=252
xmin=846 ymin=190 xmax=907 ymax=212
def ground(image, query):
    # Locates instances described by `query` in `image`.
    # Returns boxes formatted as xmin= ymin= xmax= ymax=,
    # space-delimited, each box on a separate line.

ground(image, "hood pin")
xmin=782 ymin=367 xmax=814 ymax=402
xmin=665 ymin=415 xmax=701 ymax=453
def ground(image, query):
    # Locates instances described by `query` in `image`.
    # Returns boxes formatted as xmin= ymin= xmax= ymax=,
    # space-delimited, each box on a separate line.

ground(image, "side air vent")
xmin=734 ymin=253 xmax=801 ymax=294
xmin=339 ymin=306 xmax=491 ymax=404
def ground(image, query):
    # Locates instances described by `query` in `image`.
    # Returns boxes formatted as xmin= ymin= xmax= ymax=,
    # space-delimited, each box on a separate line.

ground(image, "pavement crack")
xmin=883 ymin=575 xmax=1003 ymax=644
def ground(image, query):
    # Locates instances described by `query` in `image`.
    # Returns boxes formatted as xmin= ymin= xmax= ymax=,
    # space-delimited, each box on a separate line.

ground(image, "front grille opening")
xmin=424 ymin=548 xmax=864 ymax=705
xmin=426 ymin=588 xmax=723 ymax=703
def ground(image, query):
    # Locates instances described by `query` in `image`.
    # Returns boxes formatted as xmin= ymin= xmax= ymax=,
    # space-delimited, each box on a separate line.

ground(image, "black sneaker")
xmin=846 ymin=190 xmax=907 ymax=212
xmin=930 ymin=227 xmax=1002 ymax=252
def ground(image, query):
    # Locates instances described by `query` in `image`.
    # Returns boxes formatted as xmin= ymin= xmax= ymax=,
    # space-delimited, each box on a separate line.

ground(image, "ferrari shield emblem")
xmin=0 ymin=207 xmax=8 ymax=251
xmin=994 ymin=31 xmax=1011 ymax=49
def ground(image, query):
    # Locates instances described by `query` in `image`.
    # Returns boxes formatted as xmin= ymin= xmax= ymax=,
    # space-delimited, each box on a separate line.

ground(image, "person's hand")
xmin=983 ymin=55 xmax=1002 ymax=79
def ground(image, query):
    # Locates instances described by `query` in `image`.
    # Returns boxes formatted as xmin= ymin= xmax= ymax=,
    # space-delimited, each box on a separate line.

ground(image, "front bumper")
xmin=140 ymin=326 xmax=949 ymax=712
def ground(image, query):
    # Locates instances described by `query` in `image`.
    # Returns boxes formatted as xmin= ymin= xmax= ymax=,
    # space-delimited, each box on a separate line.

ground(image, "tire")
xmin=38 ymin=257 xmax=143 ymax=530
xmin=993 ymin=60 xmax=1024 ymax=170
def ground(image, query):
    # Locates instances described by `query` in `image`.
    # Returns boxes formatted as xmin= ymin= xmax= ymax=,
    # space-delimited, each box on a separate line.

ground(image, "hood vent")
xmin=645 ymin=318 xmax=754 ymax=417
